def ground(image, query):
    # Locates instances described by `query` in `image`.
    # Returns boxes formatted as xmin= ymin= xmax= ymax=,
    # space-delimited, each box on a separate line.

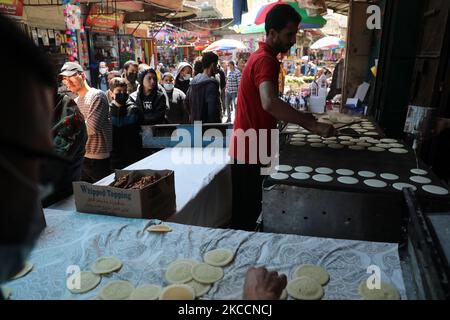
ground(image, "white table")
xmin=49 ymin=148 xmax=232 ymax=228
xmin=5 ymin=209 xmax=407 ymax=300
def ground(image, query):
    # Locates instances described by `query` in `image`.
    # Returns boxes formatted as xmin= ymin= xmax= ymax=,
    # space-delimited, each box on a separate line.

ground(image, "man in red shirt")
xmin=229 ymin=4 xmax=336 ymax=231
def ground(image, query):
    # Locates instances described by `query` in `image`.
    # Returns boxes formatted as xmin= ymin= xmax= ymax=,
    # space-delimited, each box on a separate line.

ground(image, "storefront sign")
xmin=86 ymin=5 xmax=124 ymax=29
xmin=0 ymin=0 xmax=23 ymax=17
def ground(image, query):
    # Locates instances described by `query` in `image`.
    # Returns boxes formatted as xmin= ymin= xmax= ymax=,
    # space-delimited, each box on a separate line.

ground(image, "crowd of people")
xmin=48 ymin=53 xmax=246 ymax=207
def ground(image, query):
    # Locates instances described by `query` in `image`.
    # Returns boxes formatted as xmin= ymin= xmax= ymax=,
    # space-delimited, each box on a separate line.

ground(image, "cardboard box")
xmin=73 ymin=169 xmax=176 ymax=219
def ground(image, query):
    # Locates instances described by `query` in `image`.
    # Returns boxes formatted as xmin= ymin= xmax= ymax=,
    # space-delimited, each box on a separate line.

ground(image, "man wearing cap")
xmin=60 ymin=61 xmax=113 ymax=183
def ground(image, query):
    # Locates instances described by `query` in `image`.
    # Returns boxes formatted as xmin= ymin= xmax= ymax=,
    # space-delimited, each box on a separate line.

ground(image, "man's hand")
xmin=243 ymin=267 xmax=287 ymax=300
xmin=313 ymin=122 xmax=337 ymax=138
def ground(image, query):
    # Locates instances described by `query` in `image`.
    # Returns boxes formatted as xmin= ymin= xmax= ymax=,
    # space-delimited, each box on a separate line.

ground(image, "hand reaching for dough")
xmin=243 ymin=267 xmax=287 ymax=300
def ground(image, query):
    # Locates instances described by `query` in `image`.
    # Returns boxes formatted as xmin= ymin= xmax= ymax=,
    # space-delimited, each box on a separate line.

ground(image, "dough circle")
xmin=192 ymin=263 xmax=224 ymax=284
xmin=91 ymin=256 xmax=123 ymax=275
xmin=358 ymin=281 xmax=400 ymax=300
xmin=99 ymin=280 xmax=134 ymax=300
xmin=67 ymin=271 xmax=101 ymax=294
xmin=293 ymin=265 xmax=330 ymax=285
xmin=147 ymin=224 xmax=172 ymax=233
xmin=160 ymin=284 xmax=195 ymax=300
xmin=203 ymin=249 xmax=234 ymax=267
xmin=287 ymin=276 xmax=324 ymax=300
xmin=165 ymin=261 xmax=193 ymax=284
xmin=185 ymin=280 xmax=211 ymax=298
xmin=129 ymin=285 xmax=162 ymax=300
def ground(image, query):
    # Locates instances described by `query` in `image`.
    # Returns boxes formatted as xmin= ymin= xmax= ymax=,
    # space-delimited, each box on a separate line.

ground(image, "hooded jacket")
xmin=129 ymin=68 xmax=167 ymax=125
xmin=174 ymin=62 xmax=192 ymax=94
xmin=164 ymin=87 xmax=189 ymax=124
xmin=185 ymin=73 xmax=221 ymax=123
xmin=110 ymin=98 xmax=143 ymax=169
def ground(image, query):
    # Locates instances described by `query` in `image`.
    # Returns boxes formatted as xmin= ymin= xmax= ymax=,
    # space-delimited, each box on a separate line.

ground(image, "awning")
xmin=22 ymin=4 xmax=65 ymax=29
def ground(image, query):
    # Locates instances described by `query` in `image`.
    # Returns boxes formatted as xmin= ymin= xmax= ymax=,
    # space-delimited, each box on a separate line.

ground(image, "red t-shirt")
xmin=229 ymin=42 xmax=280 ymax=164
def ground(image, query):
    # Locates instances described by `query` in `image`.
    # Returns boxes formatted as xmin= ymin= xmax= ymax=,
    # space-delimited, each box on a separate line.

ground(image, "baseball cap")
xmin=59 ymin=62 xmax=83 ymax=77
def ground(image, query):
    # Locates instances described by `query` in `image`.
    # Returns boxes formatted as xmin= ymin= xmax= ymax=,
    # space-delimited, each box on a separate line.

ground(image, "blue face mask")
xmin=163 ymin=83 xmax=174 ymax=91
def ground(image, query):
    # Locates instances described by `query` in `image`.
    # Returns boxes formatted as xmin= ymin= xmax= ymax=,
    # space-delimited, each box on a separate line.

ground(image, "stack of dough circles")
xmin=129 ymin=284 xmax=162 ymax=300
xmin=203 ymin=249 xmax=234 ymax=267
xmin=185 ymin=280 xmax=211 ymax=298
xmin=91 ymin=256 xmax=123 ymax=275
xmin=291 ymin=141 xmax=306 ymax=146
xmin=358 ymin=281 xmax=400 ymax=300
xmin=99 ymin=280 xmax=134 ymax=300
xmin=68 ymin=271 xmax=101 ymax=294
xmin=287 ymin=276 xmax=324 ymax=300
xmin=368 ymin=147 xmax=385 ymax=152
xmin=293 ymin=265 xmax=330 ymax=286
xmin=147 ymin=224 xmax=172 ymax=233
xmin=192 ymin=263 xmax=224 ymax=284
xmin=160 ymin=284 xmax=195 ymax=300
xmin=165 ymin=261 xmax=194 ymax=284
xmin=11 ymin=261 xmax=33 ymax=280
xmin=349 ymin=145 xmax=365 ymax=151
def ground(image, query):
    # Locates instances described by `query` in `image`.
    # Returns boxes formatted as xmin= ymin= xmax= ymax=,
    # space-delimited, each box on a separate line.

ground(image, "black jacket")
xmin=40 ymin=93 xmax=87 ymax=206
xmin=110 ymin=101 xmax=143 ymax=169
xmin=165 ymin=88 xmax=189 ymax=124
xmin=129 ymin=86 xmax=167 ymax=125
xmin=185 ymin=73 xmax=221 ymax=123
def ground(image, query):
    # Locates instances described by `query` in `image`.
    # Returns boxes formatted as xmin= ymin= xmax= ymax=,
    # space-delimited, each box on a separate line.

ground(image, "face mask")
xmin=163 ymin=83 xmax=174 ymax=91
xmin=99 ymin=67 xmax=108 ymax=75
xmin=183 ymin=75 xmax=191 ymax=81
xmin=127 ymin=72 xmax=137 ymax=82
xmin=114 ymin=92 xmax=128 ymax=105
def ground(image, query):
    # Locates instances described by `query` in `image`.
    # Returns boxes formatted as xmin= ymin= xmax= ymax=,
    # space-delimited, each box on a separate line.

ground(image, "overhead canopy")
xmin=22 ymin=4 xmax=66 ymax=29
xmin=203 ymin=39 xmax=247 ymax=52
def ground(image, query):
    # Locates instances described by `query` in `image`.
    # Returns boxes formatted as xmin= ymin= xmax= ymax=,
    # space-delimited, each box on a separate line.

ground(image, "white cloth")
xmin=50 ymin=148 xmax=232 ymax=227
xmin=5 ymin=209 xmax=407 ymax=300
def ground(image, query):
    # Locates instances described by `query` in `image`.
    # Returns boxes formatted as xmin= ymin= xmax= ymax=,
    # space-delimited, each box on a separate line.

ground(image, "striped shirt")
xmin=225 ymin=69 xmax=241 ymax=94
xmin=75 ymin=88 xmax=112 ymax=159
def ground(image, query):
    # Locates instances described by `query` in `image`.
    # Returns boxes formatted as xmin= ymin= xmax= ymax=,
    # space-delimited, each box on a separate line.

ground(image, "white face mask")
xmin=99 ymin=67 xmax=108 ymax=75
xmin=183 ymin=75 xmax=191 ymax=81
xmin=163 ymin=83 xmax=174 ymax=91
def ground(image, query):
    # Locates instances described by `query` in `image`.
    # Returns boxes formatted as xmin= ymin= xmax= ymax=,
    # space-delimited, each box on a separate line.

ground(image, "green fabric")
xmin=241 ymin=3 xmax=326 ymax=34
